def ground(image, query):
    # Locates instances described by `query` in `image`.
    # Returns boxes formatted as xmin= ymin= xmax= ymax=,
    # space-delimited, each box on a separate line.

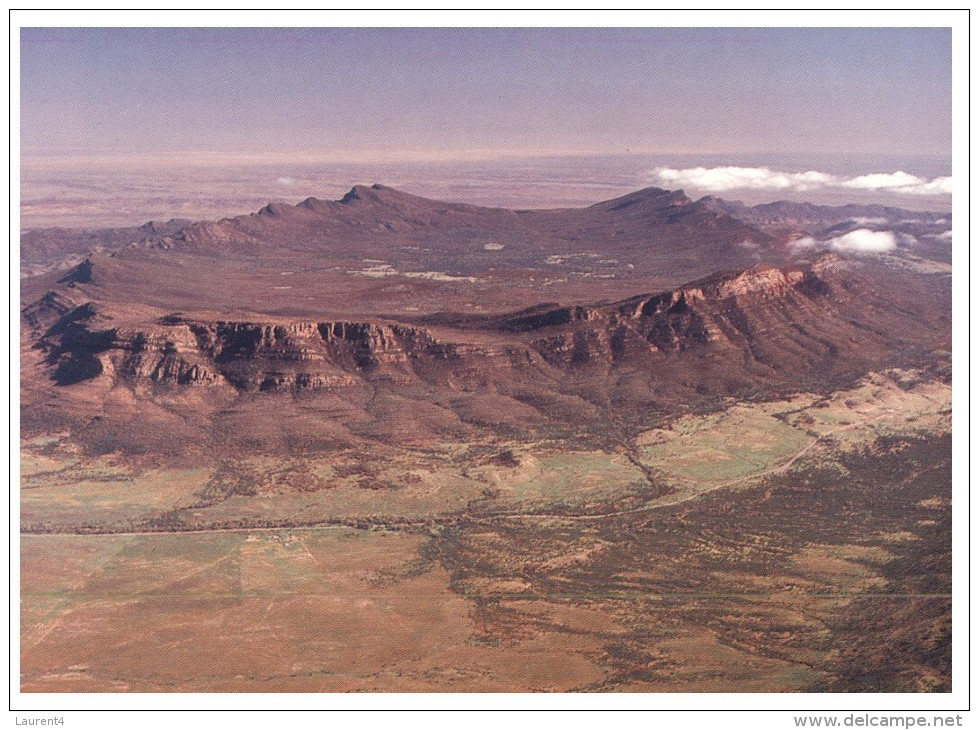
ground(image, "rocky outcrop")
xmin=619 ymin=265 xmax=807 ymax=318
xmin=30 ymin=306 xmax=221 ymax=387
xmin=21 ymin=290 xmax=83 ymax=330
xmin=513 ymin=260 xmax=888 ymax=371
xmin=57 ymin=258 xmax=94 ymax=285
xmin=25 ymin=258 xmax=947 ymax=399
xmin=182 ymin=319 xmax=463 ymax=390
xmin=502 ymin=304 xmax=604 ymax=333
xmin=30 ymin=308 xmax=517 ymax=393
xmin=112 ymin=326 xmax=221 ymax=386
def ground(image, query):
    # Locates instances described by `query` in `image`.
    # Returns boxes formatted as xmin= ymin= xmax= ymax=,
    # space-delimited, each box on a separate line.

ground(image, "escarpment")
xmin=24 ymin=259 xmax=949 ymax=402
xmin=488 ymin=262 xmax=907 ymax=375
xmin=183 ymin=319 xmax=474 ymax=390
xmin=26 ymin=304 xmax=540 ymax=393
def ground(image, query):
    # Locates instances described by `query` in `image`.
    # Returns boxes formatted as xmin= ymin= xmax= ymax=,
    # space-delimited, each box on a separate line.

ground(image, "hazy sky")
xmin=20 ymin=27 xmax=952 ymax=160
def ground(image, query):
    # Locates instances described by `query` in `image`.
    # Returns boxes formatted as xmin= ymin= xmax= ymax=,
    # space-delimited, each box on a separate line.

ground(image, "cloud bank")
xmin=648 ymin=166 xmax=952 ymax=197
xmin=791 ymin=228 xmax=898 ymax=254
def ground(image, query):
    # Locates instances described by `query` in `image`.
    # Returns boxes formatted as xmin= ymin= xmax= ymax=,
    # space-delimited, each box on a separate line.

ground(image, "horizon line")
xmin=20 ymin=148 xmax=954 ymax=168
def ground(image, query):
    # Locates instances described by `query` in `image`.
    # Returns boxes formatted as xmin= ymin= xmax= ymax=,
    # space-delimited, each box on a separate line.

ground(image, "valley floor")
xmin=20 ymin=369 xmax=952 ymax=693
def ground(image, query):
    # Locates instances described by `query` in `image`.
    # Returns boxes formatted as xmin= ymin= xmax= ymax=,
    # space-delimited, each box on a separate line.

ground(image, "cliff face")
xmin=26 ymin=302 xmax=532 ymax=393
xmin=29 ymin=306 xmax=223 ymax=387
xmin=183 ymin=319 xmax=461 ymax=391
xmin=114 ymin=326 xmax=221 ymax=386
xmin=495 ymin=264 xmax=843 ymax=371
xmin=23 ymin=259 xmax=948 ymax=399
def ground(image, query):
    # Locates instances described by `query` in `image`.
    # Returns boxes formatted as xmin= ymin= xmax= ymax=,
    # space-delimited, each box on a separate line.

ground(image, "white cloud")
xmin=830 ymin=229 xmax=897 ymax=253
xmin=650 ymin=166 xmax=834 ymax=192
xmin=647 ymin=166 xmax=951 ymax=197
xmin=914 ymin=177 xmax=954 ymax=195
xmin=840 ymin=171 xmax=922 ymax=190
xmin=791 ymin=228 xmax=897 ymax=255
xmin=841 ymin=172 xmax=953 ymax=196
xmin=276 ymin=177 xmax=295 ymax=186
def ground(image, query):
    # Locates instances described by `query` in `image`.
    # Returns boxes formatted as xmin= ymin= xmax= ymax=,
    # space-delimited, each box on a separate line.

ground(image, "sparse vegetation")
xmin=20 ymin=185 xmax=952 ymax=692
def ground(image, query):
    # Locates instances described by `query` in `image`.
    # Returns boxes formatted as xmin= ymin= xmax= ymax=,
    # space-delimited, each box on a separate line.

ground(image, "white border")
xmin=8 ymin=9 xmax=970 ymax=721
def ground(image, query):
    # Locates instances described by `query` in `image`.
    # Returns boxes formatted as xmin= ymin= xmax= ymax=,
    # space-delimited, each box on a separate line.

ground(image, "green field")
xmin=473 ymin=450 xmax=645 ymax=506
xmin=638 ymin=405 xmax=811 ymax=484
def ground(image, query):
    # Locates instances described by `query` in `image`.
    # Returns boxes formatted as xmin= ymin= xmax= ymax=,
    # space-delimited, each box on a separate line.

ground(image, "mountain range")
xmin=19 ymin=183 xmax=953 ymax=693
xmin=20 ymin=185 xmax=952 ymax=460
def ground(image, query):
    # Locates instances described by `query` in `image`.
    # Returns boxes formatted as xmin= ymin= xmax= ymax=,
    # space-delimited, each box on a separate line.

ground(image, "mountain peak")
xmin=591 ymin=187 xmax=692 ymax=213
xmin=257 ymin=202 xmax=292 ymax=217
xmin=57 ymin=257 xmax=95 ymax=285
xmin=339 ymin=183 xmax=397 ymax=205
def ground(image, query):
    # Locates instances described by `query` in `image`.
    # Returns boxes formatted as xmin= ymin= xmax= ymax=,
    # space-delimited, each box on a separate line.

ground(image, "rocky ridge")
xmin=25 ymin=257 xmax=948 ymax=400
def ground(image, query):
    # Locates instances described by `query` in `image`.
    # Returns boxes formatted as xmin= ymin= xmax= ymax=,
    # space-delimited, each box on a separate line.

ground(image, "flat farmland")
xmin=21 ymin=413 xmax=951 ymax=692
xmin=21 ymin=528 xmax=610 ymax=692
